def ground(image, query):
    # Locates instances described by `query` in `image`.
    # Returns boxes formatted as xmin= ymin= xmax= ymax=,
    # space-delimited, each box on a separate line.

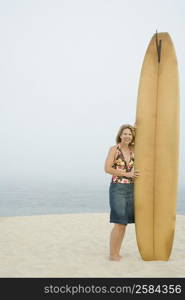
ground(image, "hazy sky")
xmin=0 ymin=0 xmax=184 ymax=188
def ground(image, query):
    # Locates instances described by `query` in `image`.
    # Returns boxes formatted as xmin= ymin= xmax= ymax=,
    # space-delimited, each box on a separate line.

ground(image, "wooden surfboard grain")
xmin=134 ymin=32 xmax=179 ymax=261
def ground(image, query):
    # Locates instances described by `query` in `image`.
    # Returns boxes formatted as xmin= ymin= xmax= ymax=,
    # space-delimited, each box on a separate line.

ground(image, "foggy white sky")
xmin=0 ymin=0 xmax=184 ymax=187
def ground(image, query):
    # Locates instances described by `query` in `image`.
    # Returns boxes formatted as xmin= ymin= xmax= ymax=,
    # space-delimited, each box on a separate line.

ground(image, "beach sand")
xmin=0 ymin=213 xmax=185 ymax=277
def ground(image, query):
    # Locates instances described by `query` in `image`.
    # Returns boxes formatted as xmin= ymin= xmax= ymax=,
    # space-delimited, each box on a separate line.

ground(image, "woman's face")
xmin=120 ymin=128 xmax=133 ymax=145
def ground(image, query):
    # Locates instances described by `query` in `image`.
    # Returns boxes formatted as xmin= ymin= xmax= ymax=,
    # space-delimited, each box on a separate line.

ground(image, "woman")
xmin=104 ymin=124 xmax=140 ymax=261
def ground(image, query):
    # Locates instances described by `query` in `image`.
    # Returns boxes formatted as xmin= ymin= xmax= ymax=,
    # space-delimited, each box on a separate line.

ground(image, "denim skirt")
xmin=109 ymin=182 xmax=135 ymax=225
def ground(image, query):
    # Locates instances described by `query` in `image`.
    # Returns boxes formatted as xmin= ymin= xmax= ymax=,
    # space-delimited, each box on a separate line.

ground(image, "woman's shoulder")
xmin=106 ymin=144 xmax=119 ymax=156
xmin=109 ymin=144 xmax=119 ymax=151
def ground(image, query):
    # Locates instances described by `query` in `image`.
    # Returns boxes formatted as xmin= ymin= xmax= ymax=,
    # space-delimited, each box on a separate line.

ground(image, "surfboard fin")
xmin=155 ymin=30 xmax=162 ymax=63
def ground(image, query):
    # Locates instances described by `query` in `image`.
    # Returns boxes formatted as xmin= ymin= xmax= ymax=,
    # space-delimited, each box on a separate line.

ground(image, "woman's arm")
xmin=104 ymin=146 xmax=127 ymax=177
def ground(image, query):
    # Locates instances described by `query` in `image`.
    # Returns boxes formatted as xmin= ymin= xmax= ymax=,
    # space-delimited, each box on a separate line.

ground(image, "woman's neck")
xmin=119 ymin=142 xmax=129 ymax=150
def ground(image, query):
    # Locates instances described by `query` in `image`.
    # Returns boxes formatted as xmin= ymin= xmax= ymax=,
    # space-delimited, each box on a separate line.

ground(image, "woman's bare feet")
xmin=109 ymin=254 xmax=122 ymax=261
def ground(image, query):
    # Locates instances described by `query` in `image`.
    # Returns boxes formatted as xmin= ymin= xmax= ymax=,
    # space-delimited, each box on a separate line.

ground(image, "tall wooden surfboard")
xmin=134 ymin=32 xmax=179 ymax=261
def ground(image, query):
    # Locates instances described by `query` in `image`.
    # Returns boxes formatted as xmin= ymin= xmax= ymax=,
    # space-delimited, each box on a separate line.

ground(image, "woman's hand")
xmin=125 ymin=169 xmax=140 ymax=179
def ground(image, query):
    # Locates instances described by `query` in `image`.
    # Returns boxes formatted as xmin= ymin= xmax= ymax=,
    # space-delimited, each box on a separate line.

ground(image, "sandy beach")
xmin=0 ymin=213 xmax=185 ymax=278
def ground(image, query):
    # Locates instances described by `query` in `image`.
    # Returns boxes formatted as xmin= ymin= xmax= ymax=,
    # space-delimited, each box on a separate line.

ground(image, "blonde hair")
xmin=115 ymin=124 xmax=135 ymax=145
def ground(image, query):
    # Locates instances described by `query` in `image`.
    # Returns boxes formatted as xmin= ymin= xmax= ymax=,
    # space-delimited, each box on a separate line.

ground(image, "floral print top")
xmin=111 ymin=143 xmax=134 ymax=184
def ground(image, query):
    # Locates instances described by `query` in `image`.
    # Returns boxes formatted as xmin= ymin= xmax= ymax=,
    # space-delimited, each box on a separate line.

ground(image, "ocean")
xmin=0 ymin=181 xmax=184 ymax=217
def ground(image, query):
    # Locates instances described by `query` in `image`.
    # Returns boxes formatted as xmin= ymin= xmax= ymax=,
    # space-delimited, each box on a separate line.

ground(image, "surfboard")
xmin=134 ymin=32 xmax=179 ymax=261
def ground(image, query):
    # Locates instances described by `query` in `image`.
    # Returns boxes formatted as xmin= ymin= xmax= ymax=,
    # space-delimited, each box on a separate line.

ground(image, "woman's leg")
xmin=109 ymin=223 xmax=126 ymax=260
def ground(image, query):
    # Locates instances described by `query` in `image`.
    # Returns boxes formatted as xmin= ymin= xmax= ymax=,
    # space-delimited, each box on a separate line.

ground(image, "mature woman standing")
xmin=104 ymin=124 xmax=140 ymax=261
